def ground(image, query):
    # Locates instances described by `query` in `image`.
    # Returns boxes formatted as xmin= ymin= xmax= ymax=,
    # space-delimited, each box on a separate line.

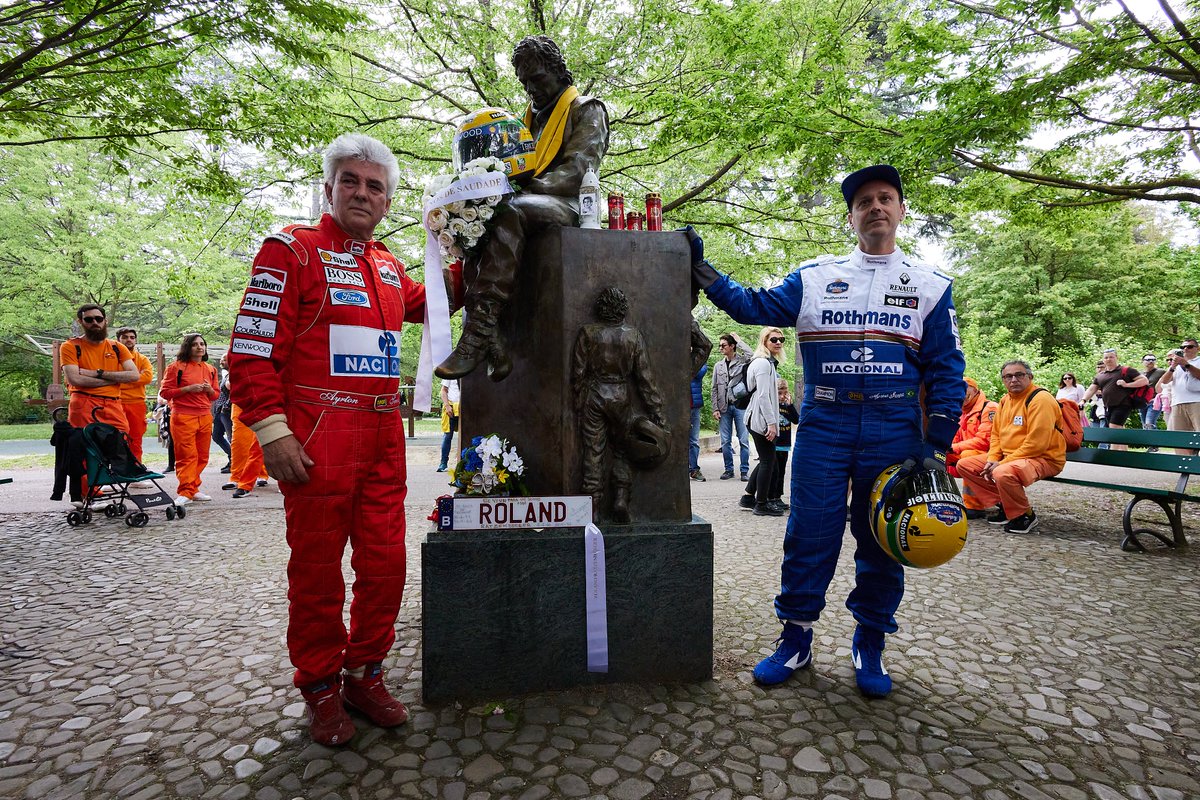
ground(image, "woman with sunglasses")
xmin=160 ymin=334 xmax=220 ymax=506
xmin=1056 ymin=372 xmax=1088 ymax=429
xmin=743 ymin=328 xmax=787 ymax=516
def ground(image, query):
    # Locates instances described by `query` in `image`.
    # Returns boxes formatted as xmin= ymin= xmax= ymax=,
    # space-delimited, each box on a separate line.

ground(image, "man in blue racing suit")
xmin=688 ymin=164 xmax=965 ymax=698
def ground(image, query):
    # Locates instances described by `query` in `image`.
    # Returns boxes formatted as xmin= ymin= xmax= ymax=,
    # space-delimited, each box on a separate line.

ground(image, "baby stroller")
xmin=52 ymin=407 xmax=183 ymax=527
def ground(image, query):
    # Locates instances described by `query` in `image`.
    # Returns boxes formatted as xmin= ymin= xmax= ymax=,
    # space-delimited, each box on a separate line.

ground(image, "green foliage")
xmin=0 ymin=141 xmax=269 ymax=344
xmin=880 ymin=0 xmax=1200 ymax=205
xmin=950 ymin=185 xmax=1200 ymax=366
xmin=0 ymin=1 xmax=358 ymax=158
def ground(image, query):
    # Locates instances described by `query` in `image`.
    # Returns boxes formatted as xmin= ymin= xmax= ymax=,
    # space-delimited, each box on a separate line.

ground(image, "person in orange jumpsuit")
xmin=228 ymin=400 xmax=268 ymax=498
xmin=230 ymin=133 xmax=462 ymax=747
xmin=957 ymin=360 xmax=1066 ymax=534
xmin=947 ymin=377 xmax=998 ymax=517
xmin=115 ymin=327 xmax=155 ymax=462
xmin=59 ymin=305 xmax=142 ymax=502
xmin=60 ymin=305 xmax=140 ymax=432
xmin=160 ymin=334 xmax=219 ymax=506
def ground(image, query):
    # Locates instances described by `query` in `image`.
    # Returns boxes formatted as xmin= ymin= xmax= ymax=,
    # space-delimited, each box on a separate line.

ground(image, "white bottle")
xmin=578 ymin=166 xmax=600 ymax=229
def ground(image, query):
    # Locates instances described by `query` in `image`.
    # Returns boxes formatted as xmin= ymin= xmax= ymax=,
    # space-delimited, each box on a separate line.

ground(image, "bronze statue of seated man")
xmin=435 ymin=35 xmax=610 ymax=381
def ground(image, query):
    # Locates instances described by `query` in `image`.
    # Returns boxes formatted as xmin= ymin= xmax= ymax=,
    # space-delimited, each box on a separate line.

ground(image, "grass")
xmin=0 ymin=423 xmax=53 ymax=441
xmin=0 ymin=453 xmax=56 ymax=469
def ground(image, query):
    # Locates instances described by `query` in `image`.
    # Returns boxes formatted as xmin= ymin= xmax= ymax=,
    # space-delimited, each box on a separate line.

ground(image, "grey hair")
xmin=323 ymin=134 xmax=400 ymax=198
xmin=1000 ymin=359 xmax=1033 ymax=377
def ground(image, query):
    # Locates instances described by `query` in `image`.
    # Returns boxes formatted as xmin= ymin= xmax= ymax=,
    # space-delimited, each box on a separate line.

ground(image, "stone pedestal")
xmin=421 ymin=518 xmax=713 ymax=705
xmin=460 ymin=227 xmax=693 ymax=524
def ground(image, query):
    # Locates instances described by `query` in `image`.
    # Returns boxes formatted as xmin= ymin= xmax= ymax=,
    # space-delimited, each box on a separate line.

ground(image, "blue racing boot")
xmin=752 ymin=622 xmax=813 ymax=685
xmin=851 ymin=625 xmax=892 ymax=698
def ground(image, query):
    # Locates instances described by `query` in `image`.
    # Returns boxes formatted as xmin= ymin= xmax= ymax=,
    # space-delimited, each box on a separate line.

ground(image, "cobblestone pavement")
xmin=1 ymin=447 xmax=1198 ymax=800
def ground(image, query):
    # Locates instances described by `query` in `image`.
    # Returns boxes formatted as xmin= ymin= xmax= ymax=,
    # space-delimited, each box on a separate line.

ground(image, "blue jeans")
xmin=1142 ymin=405 xmax=1162 ymax=430
xmin=440 ymin=415 xmax=458 ymax=467
xmin=211 ymin=403 xmax=232 ymax=459
xmin=689 ymin=407 xmax=702 ymax=471
xmin=718 ymin=407 xmax=750 ymax=475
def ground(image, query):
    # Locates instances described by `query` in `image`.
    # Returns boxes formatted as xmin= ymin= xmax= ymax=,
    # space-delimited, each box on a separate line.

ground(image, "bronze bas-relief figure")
xmin=572 ymin=288 xmax=669 ymax=523
xmin=436 ymin=35 xmax=610 ymax=382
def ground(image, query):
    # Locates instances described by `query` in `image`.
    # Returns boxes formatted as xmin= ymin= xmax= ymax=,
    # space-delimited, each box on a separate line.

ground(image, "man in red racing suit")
xmin=229 ymin=133 xmax=461 ymax=746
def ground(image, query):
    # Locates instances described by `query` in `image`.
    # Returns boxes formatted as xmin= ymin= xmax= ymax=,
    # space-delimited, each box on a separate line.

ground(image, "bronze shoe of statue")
xmin=611 ymin=487 xmax=632 ymax=524
xmin=435 ymin=300 xmax=506 ymax=380
xmin=485 ymin=340 xmax=512 ymax=382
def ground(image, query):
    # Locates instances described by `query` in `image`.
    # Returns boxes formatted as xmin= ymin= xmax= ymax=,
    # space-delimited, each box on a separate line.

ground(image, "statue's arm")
xmin=570 ymin=329 xmax=590 ymax=411
xmin=526 ymin=100 xmax=609 ymax=198
xmin=632 ymin=332 xmax=666 ymax=425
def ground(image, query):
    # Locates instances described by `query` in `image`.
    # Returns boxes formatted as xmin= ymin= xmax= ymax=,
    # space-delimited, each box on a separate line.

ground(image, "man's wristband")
xmin=97 ymin=369 xmax=105 ymax=380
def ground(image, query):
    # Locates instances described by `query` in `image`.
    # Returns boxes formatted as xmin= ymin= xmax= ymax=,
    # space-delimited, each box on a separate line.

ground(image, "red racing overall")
xmin=230 ymin=213 xmax=451 ymax=688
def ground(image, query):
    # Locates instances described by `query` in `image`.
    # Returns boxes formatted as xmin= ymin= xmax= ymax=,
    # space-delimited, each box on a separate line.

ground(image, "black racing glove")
xmin=680 ymin=226 xmax=719 ymax=307
xmin=900 ymin=414 xmax=956 ymax=474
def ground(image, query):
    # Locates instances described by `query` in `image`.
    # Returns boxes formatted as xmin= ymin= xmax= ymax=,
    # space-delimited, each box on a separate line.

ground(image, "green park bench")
xmin=1044 ymin=427 xmax=1200 ymax=552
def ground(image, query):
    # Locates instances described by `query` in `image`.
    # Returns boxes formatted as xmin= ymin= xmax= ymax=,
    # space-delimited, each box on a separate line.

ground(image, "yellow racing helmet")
xmin=870 ymin=465 xmax=968 ymax=568
xmin=452 ymin=108 xmax=537 ymax=180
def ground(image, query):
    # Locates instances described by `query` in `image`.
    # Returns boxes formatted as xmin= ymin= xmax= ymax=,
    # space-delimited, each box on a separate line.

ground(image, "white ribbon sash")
xmin=413 ymin=172 xmax=513 ymax=411
xmin=584 ymin=522 xmax=609 ymax=673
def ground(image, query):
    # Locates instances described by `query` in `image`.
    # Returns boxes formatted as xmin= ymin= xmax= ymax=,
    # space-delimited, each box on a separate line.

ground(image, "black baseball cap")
xmin=841 ymin=164 xmax=904 ymax=209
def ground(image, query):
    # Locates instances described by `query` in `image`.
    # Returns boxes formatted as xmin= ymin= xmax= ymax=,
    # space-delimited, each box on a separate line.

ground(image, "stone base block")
xmin=421 ymin=518 xmax=713 ymax=705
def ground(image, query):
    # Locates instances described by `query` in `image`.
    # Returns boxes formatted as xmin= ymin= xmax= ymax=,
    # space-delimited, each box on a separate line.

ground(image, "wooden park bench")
xmin=1044 ymin=427 xmax=1200 ymax=552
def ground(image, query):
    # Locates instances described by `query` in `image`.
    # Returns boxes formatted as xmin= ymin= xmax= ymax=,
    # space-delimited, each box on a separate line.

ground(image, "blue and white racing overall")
xmin=705 ymin=247 xmax=966 ymax=633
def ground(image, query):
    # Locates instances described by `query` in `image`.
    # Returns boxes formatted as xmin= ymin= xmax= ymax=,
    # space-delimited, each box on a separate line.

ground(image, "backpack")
xmin=731 ymin=358 xmax=769 ymax=411
xmin=1122 ymin=366 xmax=1154 ymax=408
xmin=1026 ymin=388 xmax=1082 ymax=452
xmin=727 ymin=358 xmax=752 ymax=410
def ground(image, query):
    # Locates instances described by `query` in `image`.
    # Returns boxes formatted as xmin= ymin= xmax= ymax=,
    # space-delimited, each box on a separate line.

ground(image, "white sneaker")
xmin=192 ymin=492 xmax=213 ymax=502
xmin=174 ymin=496 xmax=192 ymax=507
xmin=71 ymin=500 xmax=85 ymax=509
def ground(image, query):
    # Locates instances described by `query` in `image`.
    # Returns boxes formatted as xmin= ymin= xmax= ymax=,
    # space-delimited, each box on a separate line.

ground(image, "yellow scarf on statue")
xmin=523 ymin=85 xmax=579 ymax=177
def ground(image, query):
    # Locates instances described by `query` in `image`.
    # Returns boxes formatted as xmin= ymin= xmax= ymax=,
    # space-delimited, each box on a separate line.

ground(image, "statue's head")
xmin=512 ymin=36 xmax=573 ymax=109
xmin=595 ymin=287 xmax=628 ymax=323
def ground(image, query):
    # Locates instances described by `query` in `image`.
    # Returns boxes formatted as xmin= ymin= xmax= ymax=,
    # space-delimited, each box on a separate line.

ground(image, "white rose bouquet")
xmin=423 ymin=157 xmax=514 ymax=265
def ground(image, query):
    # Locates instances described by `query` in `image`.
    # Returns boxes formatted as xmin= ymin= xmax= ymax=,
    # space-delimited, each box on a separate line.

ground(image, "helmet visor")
xmin=453 ymin=117 xmax=535 ymax=172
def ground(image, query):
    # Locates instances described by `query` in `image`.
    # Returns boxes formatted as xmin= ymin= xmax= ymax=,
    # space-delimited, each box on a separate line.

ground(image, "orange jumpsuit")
xmin=948 ymin=391 xmax=998 ymax=510
xmin=230 ymin=403 xmax=267 ymax=491
xmin=119 ymin=351 xmax=155 ymax=461
xmin=60 ymin=338 xmax=133 ymax=431
xmin=160 ymin=360 xmax=219 ymax=498
xmin=957 ymin=385 xmax=1066 ymax=520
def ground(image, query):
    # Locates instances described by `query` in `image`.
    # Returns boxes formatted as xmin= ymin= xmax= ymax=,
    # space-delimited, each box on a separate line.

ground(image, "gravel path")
xmin=1 ymin=447 xmax=1197 ymax=800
